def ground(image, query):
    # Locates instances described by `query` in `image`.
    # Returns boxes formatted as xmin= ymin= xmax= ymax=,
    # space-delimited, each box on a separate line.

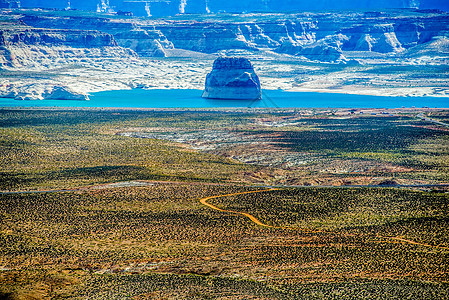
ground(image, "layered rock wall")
xmin=1 ymin=9 xmax=448 ymax=100
xmin=20 ymin=14 xmax=174 ymax=57
xmin=0 ymin=28 xmax=118 ymax=48
xmin=0 ymin=19 xmax=137 ymax=70
xmin=18 ymin=10 xmax=449 ymax=61
xmin=155 ymin=12 xmax=449 ymax=60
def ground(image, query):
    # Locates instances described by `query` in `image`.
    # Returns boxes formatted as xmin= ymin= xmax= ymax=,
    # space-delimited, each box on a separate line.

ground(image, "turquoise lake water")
xmin=1 ymin=89 xmax=448 ymax=108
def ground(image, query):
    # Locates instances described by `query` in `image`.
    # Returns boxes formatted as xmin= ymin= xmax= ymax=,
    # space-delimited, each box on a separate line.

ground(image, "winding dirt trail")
xmin=1 ymin=182 xmax=445 ymax=250
xmin=200 ymin=188 xmax=280 ymax=228
xmin=200 ymin=188 xmax=331 ymax=233
xmin=199 ymin=188 xmax=448 ymax=250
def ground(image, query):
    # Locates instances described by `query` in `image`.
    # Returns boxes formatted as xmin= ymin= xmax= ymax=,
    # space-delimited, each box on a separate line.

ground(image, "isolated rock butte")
xmin=202 ymin=57 xmax=261 ymax=100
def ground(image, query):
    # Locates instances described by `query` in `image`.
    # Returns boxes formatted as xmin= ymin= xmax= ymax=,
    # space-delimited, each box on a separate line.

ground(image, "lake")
xmin=0 ymin=89 xmax=448 ymax=108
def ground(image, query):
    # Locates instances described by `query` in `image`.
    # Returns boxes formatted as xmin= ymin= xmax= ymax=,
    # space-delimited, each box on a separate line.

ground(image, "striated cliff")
xmin=155 ymin=11 xmax=449 ymax=61
xmin=17 ymin=10 xmax=449 ymax=61
xmin=0 ymin=24 xmax=136 ymax=68
xmin=0 ymin=28 xmax=118 ymax=48
xmin=202 ymin=57 xmax=261 ymax=100
xmin=20 ymin=14 xmax=174 ymax=57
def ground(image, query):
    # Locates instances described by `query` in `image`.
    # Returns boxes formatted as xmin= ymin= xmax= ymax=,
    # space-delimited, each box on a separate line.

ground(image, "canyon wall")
xmin=16 ymin=10 xmax=449 ymax=62
xmin=0 ymin=23 xmax=137 ymax=68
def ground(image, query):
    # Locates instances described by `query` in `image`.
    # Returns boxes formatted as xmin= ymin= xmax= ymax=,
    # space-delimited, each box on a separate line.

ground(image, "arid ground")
xmin=0 ymin=107 xmax=448 ymax=299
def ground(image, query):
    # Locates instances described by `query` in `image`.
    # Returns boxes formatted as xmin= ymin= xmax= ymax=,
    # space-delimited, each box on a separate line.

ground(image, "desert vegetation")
xmin=0 ymin=109 xmax=259 ymax=191
xmin=1 ymin=184 xmax=448 ymax=299
xmin=0 ymin=108 xmax=448 ymax=299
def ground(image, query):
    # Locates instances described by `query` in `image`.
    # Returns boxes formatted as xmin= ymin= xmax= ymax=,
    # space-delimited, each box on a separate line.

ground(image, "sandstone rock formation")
xmin=202 ymin=57 xmax=261 ymax=100
xmin=114 ymin=29 xmax=173 ymax=57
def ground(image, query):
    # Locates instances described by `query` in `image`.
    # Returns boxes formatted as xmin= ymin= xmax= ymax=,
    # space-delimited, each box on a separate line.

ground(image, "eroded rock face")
xmin=202 ymin=57 xmax=261 ymax=100
xmin=0 ymin=28 xmax=118 ymax=48
xmin=19 ymin=10 xmax=449 ymax=58
xmin=277 ymin=40 xmax=347 ymax=62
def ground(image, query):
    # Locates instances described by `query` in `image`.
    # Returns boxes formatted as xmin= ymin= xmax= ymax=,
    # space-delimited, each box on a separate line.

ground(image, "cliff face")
xmin=21 ymin=0 xmax=97 ymax=10
xmin=19 ymin=10 xmax=449 ymax=61
xmin=0 ymin=28 xmax=118 ymax=48
xmin=0 ymin=24 xmax=137 ymax=68
xmin=20 ymin=14 xmax=174 ymax=57
xmin=154 ymin=12 xmax=449 ymax=61
xmin=202 ymin=57 xmax=261 ymax=100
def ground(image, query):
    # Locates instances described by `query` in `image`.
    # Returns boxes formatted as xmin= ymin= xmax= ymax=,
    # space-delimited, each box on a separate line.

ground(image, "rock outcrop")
xmin=114 ymin=29 xmax=173 ymax=57
xmin=277 ymin=40 xmax=347 ymax=62
xmin=9 ymin=85 xmax=89 ymax=100
xmin=202 ymin=57 xmax=261 ymax=100
xmin=153 ymin=11 xmax=449 ymax=59
xmin=20 ymin=15 xmax=174 ymax=57
xmin=0 ymin=19 xmax=136 ymax=100
xmin=43 ymin=86 xmax=89 ymax=100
